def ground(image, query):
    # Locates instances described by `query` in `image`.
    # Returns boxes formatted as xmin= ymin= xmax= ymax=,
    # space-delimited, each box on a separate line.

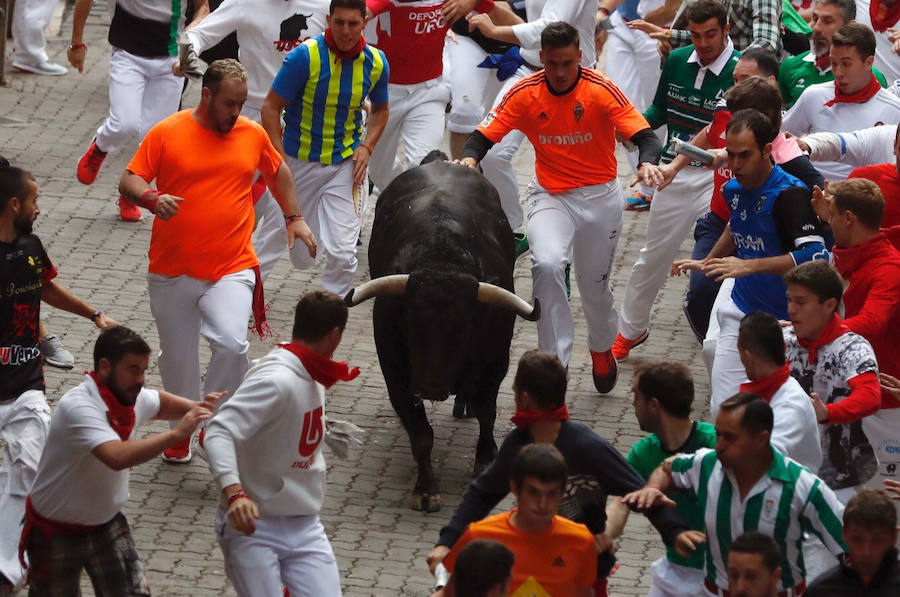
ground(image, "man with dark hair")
xmin=737 ymin=311 xmax=822 ymax=470
xmin=0 ymin=162 xmax=118 ymax=592
xmin=727 ymin=532 xmax=783 ymax=597
xmin=605 ymin=361 xmax=716 ymax=596
xmin=783 ymin=23 xmax=900 ymax=182
xmin=22 ymin=326 xmax=220 ymax=595
xmin=427 ymin=350 xmax=689 ymax=597
xmin=612 ymin=0 xmax=738 ymax=361
xmin=735 ymin=47 xmax=779 ymax=80
xmin=650 ymin=0 xmax=783 ymax=54
xmin=437 ymin=444 xmax=597 ymax=597
xmin=806 ymin=489 xmax=900 ymax=595
xmin=119 ymin=58 xmax=317 ymax=464
xmin=624 ymin=395 xmax=846 ymax=597
xmin=676 ymin=109 xmax=828 ymax=412
xmin=262 ymin=0 xmax=389 ymax=296
xmin=778 ymin=0 xmax=889 ymax=109
xmin=810 ymin=178 xmax=900 ymax=493
xmin=448 ymin=539 xmax=514 ymax=597
xmin=784 ymin=261 xmax=881 ymax=505
xmin=461 ymin=21 xmax=665 ymax=393
xmin=204 ymin=290 xmax=357 ymax=596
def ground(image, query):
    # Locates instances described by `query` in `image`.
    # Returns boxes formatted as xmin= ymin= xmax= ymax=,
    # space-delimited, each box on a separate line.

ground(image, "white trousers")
xmin=11 ymin=0 xmax=59 ymax=64
xmin=216 ymin=508 xmax=341 ymax=597
xmin=480 ymin=65 xmax=534 ymax=232
xmin=702 ymin=278 xmax=734 ymax=375
xmin=527 ymin=178 xmax=625 ymax=367
xmin=618 ymin=167 xmax=714 ymax=339
xmin=147 ymin=270 xmax=254 ymax=403
xmin=446 ymin=36 xmax=504 ymax=134
xmin=0 ymin=390 xmax=50 ymax=587
xmin=605 ymin=12 xmax=660 ymax=114
xmin=647 ymin=557 xmax=706 ymax=597
xmin=95 ymin=49 xmax=182 ymax=154
xmin=709 ymin=295 xmax=749 ymax=417
xmin=287 ymin=157 xmax=365 ymax=297
xmin=254 ymin=190 xmax=289 ymax=281
xmin=368 ymin=79 xmax=450 ymax=191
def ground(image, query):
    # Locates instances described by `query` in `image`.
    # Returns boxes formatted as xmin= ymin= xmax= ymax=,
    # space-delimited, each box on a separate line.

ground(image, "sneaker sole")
xmin=161 ymin=452 xmax=192 ymax=464
xmin=11 ymin=64 xmax=67 ymax=76
xmin=614 ymin=330 xmax=650 ymax=362
xmin=625 ymin=202 xmax=651 ymax=212
xmin=44 ymin=360 xmax=75 ymax=370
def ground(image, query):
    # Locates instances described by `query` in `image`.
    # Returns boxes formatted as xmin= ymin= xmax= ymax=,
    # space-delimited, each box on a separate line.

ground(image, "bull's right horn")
xmin=344 ymin=274 xmax=410 ymax=306
xmin=476 ymin=283 xmax=541 ymax=321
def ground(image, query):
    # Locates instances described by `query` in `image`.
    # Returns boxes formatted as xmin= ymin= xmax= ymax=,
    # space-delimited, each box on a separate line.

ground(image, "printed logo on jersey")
xmin=538 ymin=111 xmax=549 ymax=121
xmin=409 ymin=8 xmax=447 ymax=35
xmin=551 ymin=556 xmax=566 ymax=567
xmin=0 ymin=344 xmax=41 ymax=366
xmin=538 ymin=131 xmax=593 ymax=145
xmin=275 ymin=13 xmax=312 ymax=52
xmin=755 ymin=196 xmax=766 ymax=213
xmin=298 ymin=405 xmax=324 ymax=457
xmin=511 ymin=577 xmax=551 ymax=597
xmin=573 ymin=102 xmax=584 ymax=123
xmin=733 ymin=231 xmax=766 ymax=252
xmin=479 ymin=112 xmax=496 ymax=128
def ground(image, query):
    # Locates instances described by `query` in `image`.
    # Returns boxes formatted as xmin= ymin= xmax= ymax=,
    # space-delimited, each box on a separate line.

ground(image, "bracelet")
xmin=139 ymin=190 xmax=159 ymax=212
xmin=227 ymin=491 xmax=249 ymax=507
xmin=648 ymin=484 xmax=663 ymax=491
xmin=284 ymin=213 xmax=303 ymax=224
xmin=69 ymin=42 xmax=86 ymax=50
xmin=358 ymin=143 xmax=373 ymax=154
xmin=90 ymin=310 xmax=102 ymax=322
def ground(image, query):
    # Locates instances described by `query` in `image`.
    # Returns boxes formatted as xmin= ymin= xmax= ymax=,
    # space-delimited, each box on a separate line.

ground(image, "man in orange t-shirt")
xmin=118 ymin=59 xmax=316 ymax=463
xmin=438 ymin=444 xmax=597 ymax=597
xmin=460 ymin=21 xmax=664 ymax=396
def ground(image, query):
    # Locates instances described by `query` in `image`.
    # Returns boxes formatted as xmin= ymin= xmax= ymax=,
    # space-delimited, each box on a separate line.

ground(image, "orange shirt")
xmin=444 ymin=510 xmax=597 ymax=596
xmin=477 ymin=68 xmax=649 ymax=193
xmin=127 ymin=110 xmax=282 ymax=281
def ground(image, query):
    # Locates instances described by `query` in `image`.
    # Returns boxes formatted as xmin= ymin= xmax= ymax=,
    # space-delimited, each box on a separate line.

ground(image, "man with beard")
xmin=778 ymin=0 xmax=888 ymax=109
xmin=20 ymin=326 xmax=221 ymax=595
xmin=118 ymin=59 xmax=316 ymax=464
xmin=0 ymin=158 xmax=118 ymax=593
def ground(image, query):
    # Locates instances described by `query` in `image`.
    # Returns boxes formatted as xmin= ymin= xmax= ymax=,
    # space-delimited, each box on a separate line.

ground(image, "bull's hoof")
xmin=410 ymin=492 xmax=443 ymax=512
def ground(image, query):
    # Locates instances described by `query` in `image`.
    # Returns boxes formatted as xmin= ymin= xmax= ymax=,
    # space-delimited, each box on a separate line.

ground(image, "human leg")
xmin=526 ymin=182 xmax=577 ymax=366
xmin=317 ymin=161 xmax=365 ymax=296
xmin=83 ymin=514 xmax=150 ymax=597
xmin=10 ymin=0 xmax=61 ymax=68
xmin=0 ymin=391 xmax=50 ymax=588
xmin=287 ymin=157 xmax=324 ymax=272
xmin=280 ymin=515 xmax=342 ymax=597
xmin=709 ymin=296 xmax=748 ymax=416
xmin=684 ymin=212 xmax=726 ymax=343
xmin=147 ymin=274 xmax=203 ymax=401
xmin=95 ymin=49 xmax=150 ymax=154
xmin=216 ymin=510 xmax=285 ymax=597
xmin=398 ymin=80 xmax=451 ymax=169
xmin=367 ymin=84 xmax=408 ymax=191
xmin=198 ymin=269 xmax=254 ymax=398
xmin=138 ymin=55 xmax=183 ymax=138
xmin=254 ymin=190 xmax=289 ymax=281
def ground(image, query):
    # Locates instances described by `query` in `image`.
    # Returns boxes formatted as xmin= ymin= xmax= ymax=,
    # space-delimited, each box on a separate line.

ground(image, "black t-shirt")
xmin=0 ymin=234 xmax=56 ymax=401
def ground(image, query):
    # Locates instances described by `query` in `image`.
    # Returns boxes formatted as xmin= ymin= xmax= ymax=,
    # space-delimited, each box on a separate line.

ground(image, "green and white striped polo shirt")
xmin=670 ymin=447 xmax=846 ymax=591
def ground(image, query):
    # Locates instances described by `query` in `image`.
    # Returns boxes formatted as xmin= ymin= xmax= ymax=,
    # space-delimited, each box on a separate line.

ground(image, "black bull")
xmin=344 ymin=161 xmax=539 ymax=512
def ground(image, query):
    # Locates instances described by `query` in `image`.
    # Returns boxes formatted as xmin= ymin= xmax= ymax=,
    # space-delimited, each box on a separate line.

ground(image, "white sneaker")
xmin=12 ymin=59 xmax=67 ymax=76
xmin=39 ymin=334 xmax=75 ymax=369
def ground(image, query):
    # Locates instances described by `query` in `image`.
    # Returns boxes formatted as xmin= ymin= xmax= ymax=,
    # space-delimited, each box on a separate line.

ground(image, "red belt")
xmin=705 ymin=579 xmax=806 ymax=597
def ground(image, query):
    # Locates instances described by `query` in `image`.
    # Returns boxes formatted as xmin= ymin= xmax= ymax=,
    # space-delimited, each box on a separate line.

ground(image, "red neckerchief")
xmin=87 ymin=371 xmax=135 ymax=441
xmin=871 ymin=0 xmax=900 ymax=32
xmin=250 ymin=265 xmax=272 ymax=339
xmin=278 ymin=342 xmax=360 ymax=389
xmin=323 ymin=28 xmax=366 ymax=62
xmin=797 ymin=313 xmax=850 ymax=363
xmin=740 ymin=363 xmax=791 ymax=402
xmin=824 ymin=74 xmax=881 ymax=107
xmin=833 ymin=232 xmax=888 ymax=275
xmin=511 ymin=404 xmax=569 ymax=430
xmin=814 ymin=53 xmax=830 ymax=71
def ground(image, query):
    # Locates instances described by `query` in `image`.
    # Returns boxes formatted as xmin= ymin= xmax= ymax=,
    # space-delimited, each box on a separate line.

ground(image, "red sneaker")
xmin=590 ymin=349 xmax=618 ymax=394
xmin=162 ymin=437 xmax=192 ymax=463
xmin=76 ymin=140 xmax=107 ymax=185
xmin=611 ymin=329 xmax=649 ymax=361
xmin=118 ymin=197 xmax=143 ymax=222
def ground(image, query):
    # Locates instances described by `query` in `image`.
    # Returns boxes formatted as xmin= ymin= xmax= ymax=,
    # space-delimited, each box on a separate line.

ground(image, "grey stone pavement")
xmin=2 ymin=4 xmax=713 ymax=595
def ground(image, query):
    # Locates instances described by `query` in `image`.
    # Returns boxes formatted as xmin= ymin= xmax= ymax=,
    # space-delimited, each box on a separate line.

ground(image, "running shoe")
xmin=162 ymin=438 xmax=192 ymax=464
xmin=590 ymin=348 xmax=618 ymax=394
xmin=625 ymin=192 xmax=652 ymax=211
xmin=513 ymin=231 xmax=529 ymax=258
xmin=39 ymin=334 xmax=75 ymax=369
xmin=11 ymin=58 xmax=67 ymax=76
xmin=118 ymin=196 xmax=143 ymax=222
xmin=77 ymin=140 xmax=107 ymax=184
xmin=611 ymin=329 xmax=650 ymax=361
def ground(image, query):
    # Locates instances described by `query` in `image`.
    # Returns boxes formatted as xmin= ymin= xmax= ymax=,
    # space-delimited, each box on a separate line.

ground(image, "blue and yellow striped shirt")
xmin=272 ymin=35 xmax=389 ymax=165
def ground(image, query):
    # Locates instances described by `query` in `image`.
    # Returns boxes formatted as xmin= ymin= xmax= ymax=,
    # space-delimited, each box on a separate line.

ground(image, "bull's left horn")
xmin=476 ymin=283 xmax=541 ymax=321
xmin=344 ymin=274 xmax=410 ymax=306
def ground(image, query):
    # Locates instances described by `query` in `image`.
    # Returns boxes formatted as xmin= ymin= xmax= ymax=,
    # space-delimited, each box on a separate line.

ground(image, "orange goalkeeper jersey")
xmin=477 ymin=68 xmax=649 ymax=193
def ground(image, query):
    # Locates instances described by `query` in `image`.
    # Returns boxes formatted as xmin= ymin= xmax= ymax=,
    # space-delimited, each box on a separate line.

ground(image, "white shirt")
xmin=186 ymin=0 xmax=329 ymax=114
xmin=512 ymin=0 xmax=599 ymax=68
xmin=769 ymin=376 xmax=823 ymax=473
xmin=855 ymin=0 xmax=900 ymax=84
xmin=205 ymin=347 xmax=327 ymax=517
xmin=687 ymin=37 xmax=736 ymax=89
xmin=30 ymin=376 xmax=160 ymax=526
xmin=803 ymin=123 xmax=897 ymax=165
xmin=782 ymin=81 xmax=900 ymax=180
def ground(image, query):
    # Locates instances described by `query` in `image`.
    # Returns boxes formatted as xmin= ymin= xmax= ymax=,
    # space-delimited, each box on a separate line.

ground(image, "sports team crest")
xmin=573 ymin=102 xmax=584 ymax=123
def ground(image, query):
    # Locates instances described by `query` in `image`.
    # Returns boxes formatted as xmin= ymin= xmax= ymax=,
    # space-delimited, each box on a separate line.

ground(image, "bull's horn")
xmin=476 ymin=283 xmax=541 ymax=321
xmin=344 ymin=274 xmax=410 ymax=306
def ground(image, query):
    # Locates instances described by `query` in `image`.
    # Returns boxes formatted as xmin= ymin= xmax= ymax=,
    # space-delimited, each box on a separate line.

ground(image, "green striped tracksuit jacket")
xmin=643 ymin=44 xmax=739 ymax=164
xmin=671 ymin=447 xmax=846 ymax=591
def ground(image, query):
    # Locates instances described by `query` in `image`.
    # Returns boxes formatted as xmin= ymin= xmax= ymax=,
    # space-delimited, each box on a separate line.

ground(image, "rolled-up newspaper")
xmin=178 ymin=33 xmax=207 ymax=79
xmin=669 ymin=138 xmax=715 ymax=166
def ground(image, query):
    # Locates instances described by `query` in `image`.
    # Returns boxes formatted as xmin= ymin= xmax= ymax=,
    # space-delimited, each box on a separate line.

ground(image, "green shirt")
xmin=627 ymin=421 xmax=717 ymax=569
xmin=644 ymin=43 xmax=740 ymax=163
xmin=778 ymin=51 xmax=889 ymax=109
